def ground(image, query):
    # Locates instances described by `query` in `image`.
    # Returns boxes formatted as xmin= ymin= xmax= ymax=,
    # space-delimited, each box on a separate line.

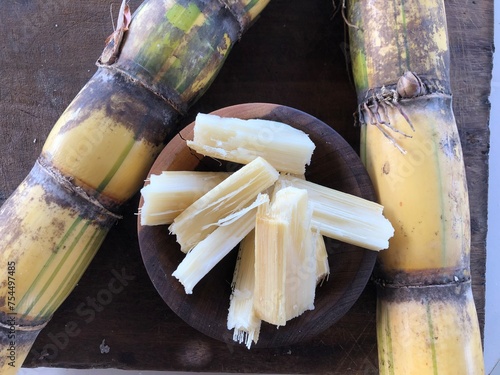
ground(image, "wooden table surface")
xmin=0 ymin=0 xmax=493 ymax=373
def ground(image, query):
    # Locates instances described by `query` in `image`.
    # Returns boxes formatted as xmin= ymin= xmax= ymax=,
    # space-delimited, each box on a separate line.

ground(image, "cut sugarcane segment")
xmin=169 ymin=156 xmax=279 ymax=253
xmin=253 ymin=186 xmax=316 ymax=327
xmin=186 ymin=113 xmax=316 ymax=175
xmin=276 ymin=174 xmax=394 ymax=251
xmin=314 ymin=232 xmax=330 ymax=285
xmin=272 ymin=179 xmax=330 ymax=283
xmin=139 ymin=171 xmax=230 ymax=226
xmin=227 ymin=231 xmax=261 ymax=349
xmin=172 ymin=194 xmax=269 ymax=294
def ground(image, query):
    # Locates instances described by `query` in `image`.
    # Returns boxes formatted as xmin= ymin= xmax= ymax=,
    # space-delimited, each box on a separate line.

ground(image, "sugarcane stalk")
xmin=0 ymin=0 xmax=269 ymax=373
xmin=346 ymin=0 xmax=484 ymax=373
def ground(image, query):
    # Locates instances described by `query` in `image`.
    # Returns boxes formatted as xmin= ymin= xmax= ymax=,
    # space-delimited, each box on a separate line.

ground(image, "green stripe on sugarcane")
xmin=347 ymin=2 xmax=369 ymax=95
xmin=36 ymin=229 xmax=107 ymax=319
xmin=245 ymin=0 xmax=260 ymax=10
xmin=20 ymin=220 xmax=90 ymax=318
xmin=166 ymin=3 xmax=203 ymax=31
xmin=391 ymin=0 xmax=410 ymax=72
xmin=138 ymin=3 xmax=206 ymax=82
xmin=426 ymin=302 xmax=439 ymax=375
xmin=96 ymin=137 xmax=136 ymax=194
xmin=154 ymin=3 xmax=230 ymax=93
xmin=16 ymin=218 xmax=83 ymax=316
xmin=378 ymin=298 xmax=395 ymax=375
xmin=399 ymin=0 xmax=410 ymax=70
xmin=433 ymin=140 xmax=447 ymax=266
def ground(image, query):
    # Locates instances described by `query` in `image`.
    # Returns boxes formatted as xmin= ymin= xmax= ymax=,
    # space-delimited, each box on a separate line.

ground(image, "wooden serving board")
xmin=0 ymin=0 xmax=492 ymax=373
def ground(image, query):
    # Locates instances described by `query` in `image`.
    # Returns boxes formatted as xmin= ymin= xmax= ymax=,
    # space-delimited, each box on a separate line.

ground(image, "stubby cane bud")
xmin=396 ymin=71 xmax=423 ymax=98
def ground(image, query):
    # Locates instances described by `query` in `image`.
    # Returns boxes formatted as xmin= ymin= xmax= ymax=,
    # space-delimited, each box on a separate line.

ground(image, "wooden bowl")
xmin=137 ymin=103 xmax=377 ymax=348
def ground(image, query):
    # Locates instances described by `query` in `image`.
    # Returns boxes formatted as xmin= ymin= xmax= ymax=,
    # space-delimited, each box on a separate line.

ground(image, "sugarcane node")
xmin=374 ymin=279 xmax=474 ymax=304
xmin=358 ymin=77 xmax=453 ymax=153
xmin=371 ymin=266 xmax=472 ymax=290
xmin=95 ymin=63 xmax=189 ymax=117
xmin=0 ymin=319 xmax=48 ymax=332
xmin=34 ymin=156 xmax=122 ymax=223
xmin=218 ymin=0 xmax=247 ymax=38
xmin=35 ymin=158 xmax=122 ymax=222
xmin=357 ymin=87 xmax=416 ymax=154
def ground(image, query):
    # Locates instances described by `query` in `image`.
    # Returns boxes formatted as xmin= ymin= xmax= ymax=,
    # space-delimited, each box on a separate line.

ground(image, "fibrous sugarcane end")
xmin=171 ymin=271 xmax=194 ymax=295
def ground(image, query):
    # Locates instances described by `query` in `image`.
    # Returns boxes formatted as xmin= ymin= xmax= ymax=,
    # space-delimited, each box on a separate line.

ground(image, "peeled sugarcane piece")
xmin=277 ymin=174 xmax=394 ymax=251
xmin=347 ymin=0 xmax=484 ymax=373
xmin=314 ymin=233 xmax=330 ymax=285
xmin=227 ymin=230 xmax=261 ymax=349
xmin=272 ymin=177 xmax=330 ymax=283
xmin=254 ymin=187 xmax=316 ymax=327
xmin=0 ymin=0 xmax=271 ymax=372
xmin=169 ymin=157 xmax=279 ymax=253
xmin=172 ymin=195 xmax=268 ymax=294
xmin=186 ymin=113 xmax=316 ymax=175
xmin=140 ymin=171 xmax=230 ymax=225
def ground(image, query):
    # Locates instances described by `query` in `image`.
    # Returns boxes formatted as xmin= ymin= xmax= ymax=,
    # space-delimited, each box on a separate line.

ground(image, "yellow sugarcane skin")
xmin=361 ymin=97 xmax=483 ymax=374
xmin=0 ymin=182 xmax=108 ymax=320
xmin=377 ymin=287 xmax=484 ymax=374
xmin=0 ymin=163 xmax=113 ymax=374
xmin=348 ymin=0 xmax=484 ymax=373
xmin=1 ymin=346 xmax=31 ymax=375
xmin=43 ymin=100 xmax=162 ymax=203
xmin=360 ymin=96 xmax=470 ymax=274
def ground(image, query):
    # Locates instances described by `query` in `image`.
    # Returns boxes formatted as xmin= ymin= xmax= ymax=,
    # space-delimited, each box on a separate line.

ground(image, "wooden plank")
xmin=0 ymin=0 xmax=492 ymax=373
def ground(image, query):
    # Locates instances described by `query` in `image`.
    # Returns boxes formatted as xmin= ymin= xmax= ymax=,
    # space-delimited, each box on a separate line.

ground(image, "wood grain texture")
xmin=0 ymin=0 xmax=492 ymax=373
